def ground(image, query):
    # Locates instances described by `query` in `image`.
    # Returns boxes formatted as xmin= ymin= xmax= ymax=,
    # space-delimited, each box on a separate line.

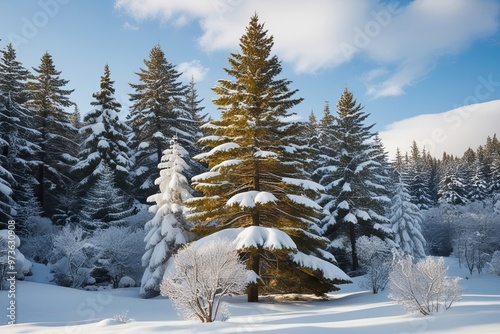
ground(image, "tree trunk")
xmin=247 ymin=250 xmax=260 ymax=302
xmin=248 ymin=212 xmax=260 ymax=302
xmin=350 ymin=222 xmax=359 ymax=271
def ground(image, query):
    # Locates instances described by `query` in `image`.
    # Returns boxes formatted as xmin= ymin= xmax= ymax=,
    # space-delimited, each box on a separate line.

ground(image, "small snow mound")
xmin=118 ymin=276 xmax=136 ymax=288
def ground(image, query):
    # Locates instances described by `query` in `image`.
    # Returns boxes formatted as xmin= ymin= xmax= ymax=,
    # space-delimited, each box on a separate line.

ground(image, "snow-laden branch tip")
xmin=226 ymin=190 xmax=277 ymax=208
xmin=194 ymin=142 xmax=240 ymax=160
xmin=282 ymin=177 xmax=324 ymax=192
xmin=292 ymin=251 xmax=350 ymax=282
xmin=191 ymin=227 xmax=297 ymax=251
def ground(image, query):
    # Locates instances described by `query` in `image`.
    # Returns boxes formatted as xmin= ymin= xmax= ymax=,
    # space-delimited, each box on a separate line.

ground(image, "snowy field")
xmin=1 ymin=257 xmax=499 ymax=333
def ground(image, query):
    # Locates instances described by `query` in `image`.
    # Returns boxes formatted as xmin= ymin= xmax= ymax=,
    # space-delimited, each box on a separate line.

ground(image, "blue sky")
xmin=1 ymin=0 xmax=499 ymax=148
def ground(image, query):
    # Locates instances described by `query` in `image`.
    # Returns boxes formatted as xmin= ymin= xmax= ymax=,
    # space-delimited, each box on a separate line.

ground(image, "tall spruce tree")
xmin=73 ymin=65 xmax=131 ymax=198
xmin=407 ymin=141 xmax=432 ymax=209
xmin=128 ymin=45 xmax=196 ymax=202
xmin=186 ymin=15 xmax=350 ymax=302
xmin=25 ymin=52 xmax=77 ymax=218
xmin=183 ymin=76 xmax=207 ymax=134
xmin=0 ymin=45 xmax=41 ymax=230
xmin=0 ymin=137 xmax=16 ymax=227
xmin=140 ymin=136 xmax=194 ymax=298
xmin=0 ymin=43 xmax=30 ymax=104
xmin=316 ymin=88 xmax=392 ymax=272
xmin=438 ymin=159 xmax=469 ymax=205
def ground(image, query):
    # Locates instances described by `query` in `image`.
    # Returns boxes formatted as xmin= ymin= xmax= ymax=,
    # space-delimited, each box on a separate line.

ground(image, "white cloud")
xmin=122 ymin=21 xmax=139 ymax=31
xmin=178 ymin=59 xmax=210 ymax=82
xmin=379 ymin=100 xmax=500 ymax=159
xmin=362 ymin=0 xmax=499 ymax=98
xmin=115 ymin=0 xmax=499 ymax=96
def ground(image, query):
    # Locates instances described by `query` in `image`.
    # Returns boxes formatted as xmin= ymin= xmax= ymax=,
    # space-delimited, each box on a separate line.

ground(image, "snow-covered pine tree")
xmin=423 ymin=150 xmax=439 ymax=206
xmin=0 ymin=44 xmax=41 ymax=231
xmin=438 ymin=159 xmax=469 ymax=205
xmin=490 ymin=152 xmax=500 ymax=193
xmin=314 ymin=102 xmax=338 ymax=217
xmin=25 ymin=52 xmax=78 ymax=218
xmin=73 ymin=64 xmax=131 ymax=199
xmin=300 ymin=110 xmax=320 ymax=175
xmin=78 ymin=164 xmax=134 ymax=231
xmin=0 ymin=43 xmax=30 ymax=104
xmin=128 ymin=45 xmax=198 ymax=202
xmin=0 ymin=140 xmax=16 ymax=227
xmin=187 ymin=15 xmax=350 ymax=302
xmin=468 ymin=155 xmax=488 ymax=201
xmin=181 ymin=77 xmax=208 ymax=177
xmin=316 ymin=88 xmax=392 ymax=272
xmin=390 ymin=169 xmax=426 ymax=259
xmin=183 ymin=76 xmax=207 ymax=136
xmin=140 ymin=136 xmax=194 ymax=298
xmin=407 ymin=141 xmax=432 ymax=209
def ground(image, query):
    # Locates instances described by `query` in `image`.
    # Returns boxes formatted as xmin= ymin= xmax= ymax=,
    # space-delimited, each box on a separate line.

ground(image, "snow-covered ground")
xmin=1 ymin=257 xmax=499 ymax=333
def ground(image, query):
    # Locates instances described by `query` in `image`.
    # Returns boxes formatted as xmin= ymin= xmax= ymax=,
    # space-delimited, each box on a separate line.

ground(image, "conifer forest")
xmin=1 ymin=14 xmax=500 ymax=317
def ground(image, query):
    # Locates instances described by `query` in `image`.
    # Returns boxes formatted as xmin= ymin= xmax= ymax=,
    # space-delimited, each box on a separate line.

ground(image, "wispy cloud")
xmin=178 ymin=59 xmax=209 ymax=82
xmin=115 ymin=0 xmax=499 ymax=98
xmin=122 ymin=21 xmax=139 ymax=31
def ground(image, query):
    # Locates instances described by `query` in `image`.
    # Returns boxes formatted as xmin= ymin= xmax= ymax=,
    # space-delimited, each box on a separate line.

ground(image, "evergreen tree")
xmin=73 ymin=65 xmax=131 ymax=197
xmin=407 ymin=141 xmax=432 ymax=209
xmin=128 ymin=45 xmax=195 ymax=202
xmin=468 ymin=155 xmax=488 ymax=201
xmin=183 ymin=76 xmax=207 ymax=134
xmin=0 ymin=47 xmax=40 ymax=230
xmin=0 ymin=138 xmax=16 ymax=228
xmin=304 ymin=110 xmax=319 ymax=147
xmin=438 ymin=159 xmax=468 ymax=205
xmin=490 ymin=152 xmax=500 ymax=193
xmin=25 ymin=52 xmax=77 ymax=218
xmin=423 ymin=150 xmax=439 ymax=206
xmin=79 ymin=164 xmax=134 ymax=231
xmin=0 ymin=43 xmax=30 ymax=104
xmin=390 ymin=172 xmax=426 ymax=259
xmin=317 ymin=88 xmax=392 ymax=272
xmin=140 ymin=136 xmax=194 ymax=298
xmin=187 ymin=15 xmax=350 ymax=302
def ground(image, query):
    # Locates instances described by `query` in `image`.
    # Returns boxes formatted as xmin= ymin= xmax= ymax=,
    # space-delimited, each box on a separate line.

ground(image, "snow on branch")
xmin=194 ymin=142 xmax=240 ymax=160
xmin=191 ymin=227 xmax=297 ymax=251
xmin=292 ymin=251 xmax=350 ymax=282
xmin=286 ymin=194 xmax=322 ymax=210
xmin=281 ymin=177 xmax=324 ymax=192
xmin=226 ymin=191 xmax=277 ymax=208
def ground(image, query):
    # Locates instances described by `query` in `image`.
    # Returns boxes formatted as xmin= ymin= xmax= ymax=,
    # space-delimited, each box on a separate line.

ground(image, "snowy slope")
xmin=1 ymin=258 xmax=499 ymax=333
xmin=379 ymin=99 xmax=500 ymax=158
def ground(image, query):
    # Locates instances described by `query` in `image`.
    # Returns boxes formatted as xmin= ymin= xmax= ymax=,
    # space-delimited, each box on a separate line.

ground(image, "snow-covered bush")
xmin=389 ymin=256 xmax=462 ymax=315
xmin=92 ymin=226 xmax=143 ymax=288
xmin=357 ymin=236 xmax=393 ymax=294
xmin=160 ymin=238 xmax=248 ymax=323
xmin=51 ymin=225 xmax=98 ymax=288
xmin=489 ymin=251 xmax=500 ymax=276
xmin=19 ymin=216 xmax=56 ymax=264
xmin=118 ymin=276 xmax=136 ymax=288
xmin=0 ymin=229 xmax=32 ymax=287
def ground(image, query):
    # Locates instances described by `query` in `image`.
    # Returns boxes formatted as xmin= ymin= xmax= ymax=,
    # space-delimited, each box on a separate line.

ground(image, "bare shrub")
xmin=160 ymin=238 xmax=248 ymax=323
xmin=389 ymin=256 xmax=462 ymax=315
